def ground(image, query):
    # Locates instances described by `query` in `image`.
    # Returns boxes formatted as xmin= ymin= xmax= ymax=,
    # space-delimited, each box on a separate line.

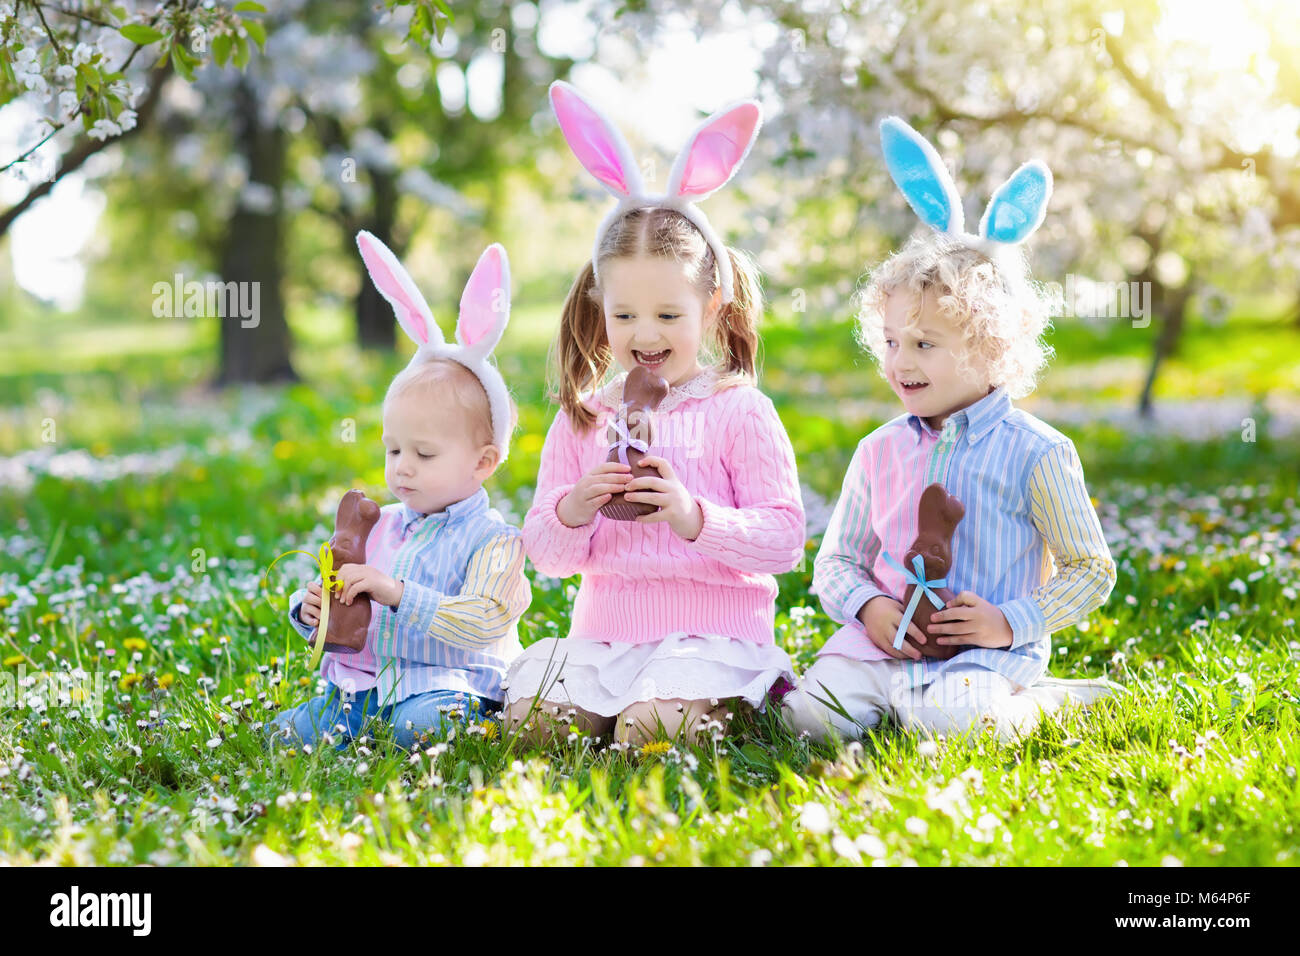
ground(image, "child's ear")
xmin=704 ymin=287 xmax=723 ymax=325
xmin=475 ymin=444 xmax=502 ymax=479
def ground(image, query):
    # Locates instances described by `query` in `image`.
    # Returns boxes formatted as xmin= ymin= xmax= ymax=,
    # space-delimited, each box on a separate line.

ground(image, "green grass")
xmin=1 ymin=307 xmax=1298 ymax=865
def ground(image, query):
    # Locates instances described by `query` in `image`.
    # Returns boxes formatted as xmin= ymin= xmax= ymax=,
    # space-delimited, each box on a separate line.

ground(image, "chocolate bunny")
xmin=315 ymin=489 xmax=381 ymax=655
xmin=599 ymin=366 xmax=669 ymax=521
xmin=899 ymin=482 xmax=966 ymax=660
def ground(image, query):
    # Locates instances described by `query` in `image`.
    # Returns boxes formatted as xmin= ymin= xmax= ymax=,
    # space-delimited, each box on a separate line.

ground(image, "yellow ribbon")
xmin=262 ymin=541 xmax=345 ymax=675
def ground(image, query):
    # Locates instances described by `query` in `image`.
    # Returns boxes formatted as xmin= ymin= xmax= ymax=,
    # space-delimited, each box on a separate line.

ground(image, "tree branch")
xmin=1 ymin=0 xmax=178 ymax=173
xmin=0 ymin=62 xmax=167 ymax=236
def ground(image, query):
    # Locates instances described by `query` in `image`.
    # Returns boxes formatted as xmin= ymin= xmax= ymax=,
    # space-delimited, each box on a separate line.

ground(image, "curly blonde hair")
xmin=854 ymin=232 xmax=1055 ymax=400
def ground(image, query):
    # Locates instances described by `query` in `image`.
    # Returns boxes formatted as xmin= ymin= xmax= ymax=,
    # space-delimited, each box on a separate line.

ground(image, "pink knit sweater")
xmin=522 ymin=368 xmax=806 ymax=645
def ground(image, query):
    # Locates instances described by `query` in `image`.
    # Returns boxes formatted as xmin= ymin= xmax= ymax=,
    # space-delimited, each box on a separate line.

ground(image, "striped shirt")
xmin=287 ymin=486 xmax=530 ymax=706
xmin=813 ymin=385 xmax=1116 ymax=689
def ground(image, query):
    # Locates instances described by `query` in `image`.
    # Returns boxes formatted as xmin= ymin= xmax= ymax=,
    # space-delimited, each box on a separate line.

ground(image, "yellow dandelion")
xmin=123 ymin=637 xmax=147 ymax=652
xmin=479 ymin=720 xmax=499 ymax=741
xmin=639 ymin=740 xmax=672 ymax=759
xmin=158 ymin=673 xmax=175 ymax=689
xmin=37 ymin=612 xmax=61 ymax=626
xmin=298 ymin=676 xmax=311 ymax=686
xmin=119 ymin=673 xmax=143 ymax=691
xmin=0 ymin=596 xmax=11 ymax=609
xmin=3 ymin=654 xmax=25 ymax=668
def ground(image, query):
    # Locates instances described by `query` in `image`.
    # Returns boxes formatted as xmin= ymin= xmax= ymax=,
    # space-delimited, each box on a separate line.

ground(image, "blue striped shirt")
xmin=814 ymin=385 xmax=1117 ymax=689
xmin=288 ymin=486 xmax=530 ymax=706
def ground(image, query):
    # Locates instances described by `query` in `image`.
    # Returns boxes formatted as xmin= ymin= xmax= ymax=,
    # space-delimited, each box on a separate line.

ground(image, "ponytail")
xmin=548 ymin=260 xmax=612 ymax=433
xmin=712 ymin=246 xmax=763 ymax=389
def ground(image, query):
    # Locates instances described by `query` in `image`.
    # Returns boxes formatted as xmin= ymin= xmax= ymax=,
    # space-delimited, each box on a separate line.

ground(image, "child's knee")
xmin=391 ymin=694 xmax=476 ymax=750
xmin=265 ymin=694 xmax=349 ymax=750
xmin=907 ymin=673 xmax=1015 ymax=740
xmin=501 ymin=696 xmax=609 ymax=748
xmin=616 ymin=698 xmax=714 ymax=745
xmin=264 ymin=711 xmax=295 ymax=747
xmin=265 ymin=708 xmax=321 ymax=750
xmin=781 ymin=688 xmax=863 ymax=744
xmin=503 ymin=696 xmax=568 ymax=735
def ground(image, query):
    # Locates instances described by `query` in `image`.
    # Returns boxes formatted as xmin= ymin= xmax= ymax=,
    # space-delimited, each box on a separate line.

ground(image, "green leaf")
xmin=232 ymin=34 xmax=250 ymax=69
xmin=120 ymin=24 xmax=167 ymax=45
xmin=243 ymin=19 xmax=266 ymax=48
xmin=170 ymin=43 xmax=194 ymax=82
xmin=212 ymin=33 xmax=232 ymax=67
xmin=233 ymin=1 xmax=267 ymax=11
xmin=413 ymin=3 xmax=434 ymax=39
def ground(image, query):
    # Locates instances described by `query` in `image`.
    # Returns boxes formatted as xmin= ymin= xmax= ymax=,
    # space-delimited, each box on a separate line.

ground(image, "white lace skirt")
xmin=502 ymin=634 xmax=795 ymax=717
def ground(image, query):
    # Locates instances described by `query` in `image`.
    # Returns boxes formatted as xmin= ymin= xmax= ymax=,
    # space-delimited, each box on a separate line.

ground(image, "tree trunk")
xmin=1138 ymin=280 xmax=1193 ymax=419
xmin=355 ymin=148 xmax=399 ymax=351
xmin=216 ymin=79 xmax=296 ymax=386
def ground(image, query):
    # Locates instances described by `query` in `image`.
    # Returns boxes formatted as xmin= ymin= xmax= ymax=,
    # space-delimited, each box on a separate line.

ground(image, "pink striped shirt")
xmin=522 ymin=369 xmax=806 ymax=645
xmin=813 ymin=385 xmax=1116 ymax=689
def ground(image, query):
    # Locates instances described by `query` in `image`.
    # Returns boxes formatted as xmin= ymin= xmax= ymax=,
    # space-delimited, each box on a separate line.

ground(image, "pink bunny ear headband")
xmin=356 ymin=231 xmax=514 ymax=461
xmin=548 ymin=80 xmax=762 ymax=304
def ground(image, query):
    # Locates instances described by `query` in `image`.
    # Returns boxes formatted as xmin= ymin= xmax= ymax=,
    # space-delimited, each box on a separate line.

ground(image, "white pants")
xmin=782 ymin=655 xmax=1120 ymax=744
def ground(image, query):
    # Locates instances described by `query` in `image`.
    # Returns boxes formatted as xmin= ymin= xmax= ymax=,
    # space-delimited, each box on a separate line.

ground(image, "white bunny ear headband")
xmin=356 ymin=231 xmax=514 ymax=461
xmin=878 ymin=116 xmax=1053 ymax=265
xmin=549 ymin=79 xmax=762 ymax=304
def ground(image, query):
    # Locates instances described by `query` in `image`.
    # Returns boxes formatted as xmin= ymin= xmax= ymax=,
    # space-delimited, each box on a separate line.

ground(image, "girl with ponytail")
xmin=502 ymin=83 xmax=805 ymax=748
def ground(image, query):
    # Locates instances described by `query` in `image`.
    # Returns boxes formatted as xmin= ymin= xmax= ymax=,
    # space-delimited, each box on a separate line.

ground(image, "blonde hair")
xmin=383 ymin=357 xmax=517 ymax=453
xmin=855 ymin=232 xmax=1055 ymax=400
xmin=549 ymin=206 xmax=764 ymax=432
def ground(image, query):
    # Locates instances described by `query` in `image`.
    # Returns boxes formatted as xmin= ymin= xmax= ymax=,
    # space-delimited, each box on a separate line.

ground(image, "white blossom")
xmin=87 ymin=118 xmax=122 ymax=142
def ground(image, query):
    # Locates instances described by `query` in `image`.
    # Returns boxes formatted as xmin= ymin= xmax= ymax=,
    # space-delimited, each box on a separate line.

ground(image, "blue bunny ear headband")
xmin=879 ymin=116 xmax=1052 ymax=264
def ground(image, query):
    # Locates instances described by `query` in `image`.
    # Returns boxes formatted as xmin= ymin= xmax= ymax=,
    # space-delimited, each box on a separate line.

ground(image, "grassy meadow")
xmin=1 ymin=300 xmax=1297 ymax=865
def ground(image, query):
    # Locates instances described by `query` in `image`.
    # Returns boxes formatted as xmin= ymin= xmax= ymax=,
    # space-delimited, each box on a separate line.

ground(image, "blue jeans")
xmin=265 ymin=681 xmax=495 ymax=751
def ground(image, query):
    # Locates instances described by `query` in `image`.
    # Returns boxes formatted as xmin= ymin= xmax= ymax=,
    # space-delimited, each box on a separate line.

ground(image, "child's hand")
xmin=299 ymin=581 xmax=323 ymax=627
xmin=627 ymin=455 xmax=704 ymax=541
xmin=859 ymin=595 xmax=928 ymax=661
xmin=336 ymin=563 xmax=404 ymax=609
xmin=928 ymin=591 xmax=1014 ymax=649
xmin=557 ymin=461 xmax=633 ymax=528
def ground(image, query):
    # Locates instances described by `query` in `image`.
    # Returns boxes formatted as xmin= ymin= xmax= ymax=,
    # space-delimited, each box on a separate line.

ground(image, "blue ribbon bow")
xmin=881 ymin=552 xmax=948 ymax=650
